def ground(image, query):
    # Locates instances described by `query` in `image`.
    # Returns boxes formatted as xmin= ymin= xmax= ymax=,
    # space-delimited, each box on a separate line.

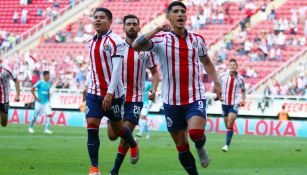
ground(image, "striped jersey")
xmin=150 ymin=31 xmax=207 ymax=105
xmin=219 ymin=72 xmax=245 ymax=105
xmin=0 ymin=64 xmax=17 ymax=103
xmin=86 ymin=30 xmax=125 ymax=98
xmin=122 ymin=41 xmax=157 ymax=102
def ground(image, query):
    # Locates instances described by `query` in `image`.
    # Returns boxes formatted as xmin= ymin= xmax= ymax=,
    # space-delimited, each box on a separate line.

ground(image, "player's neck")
xmin=171 ymin=28 xmax=186 ymax=38
xmin=125 ymin=37 xmax=137 ymax=46
xmin=96 ymin=29 xmax=110 ymax=38
xmin=230 ymin=71 xmax=237 ymax=76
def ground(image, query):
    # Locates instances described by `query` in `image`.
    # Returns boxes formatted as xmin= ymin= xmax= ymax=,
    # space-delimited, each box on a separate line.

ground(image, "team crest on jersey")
xmin=103 ymin=44 xmax=110 ymax=51
xmin=192 ymin=41 xmax=198 ymax=48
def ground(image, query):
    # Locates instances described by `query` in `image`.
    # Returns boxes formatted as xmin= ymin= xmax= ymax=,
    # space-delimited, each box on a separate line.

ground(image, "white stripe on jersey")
xmin=219 ymin=72 xmax=245 ymax=105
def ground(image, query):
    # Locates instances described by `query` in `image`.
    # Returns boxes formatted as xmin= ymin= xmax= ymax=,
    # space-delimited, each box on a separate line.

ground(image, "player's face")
xmin=229 ymin=62 xmax=238 ymax=72
xmin=167 ymin=6 xmax=187 ymax=30
xmin=93 ymin=11 xmax=112 ymax=35
xmin=43 ymin=74 xmax=50 ymax=81
xmin=124 ymin=18 xmax=140 ymax=39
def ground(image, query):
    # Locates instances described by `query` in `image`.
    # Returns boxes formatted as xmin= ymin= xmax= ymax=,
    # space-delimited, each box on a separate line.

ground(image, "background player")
xmin=85 ymin=8 xmax=139 ymax=175
xmin=132 ymin=1 xmax=222 ymax=174
xmin=0 ymin=62 xmax=20 ymax=127
xmin=28 ymin=71 xmax=53 ymax=134
xmin=136 ymin=80 xmax=153 ymax=139
xmin=219 ymin=59 xmax=245 ymax=152
xmin=108 ymin=14 xmax=159 ymax=175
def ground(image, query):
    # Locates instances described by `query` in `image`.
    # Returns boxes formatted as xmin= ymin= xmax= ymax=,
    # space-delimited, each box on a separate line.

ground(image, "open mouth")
xmin=177 ymin=18 xmax=184 ymax=22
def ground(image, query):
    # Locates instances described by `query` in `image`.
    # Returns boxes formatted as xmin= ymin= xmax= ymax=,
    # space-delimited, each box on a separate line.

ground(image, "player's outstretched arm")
xmin=200 ymin=55 xmax=222 ymax=100
xmin=14 ymin=79 xmax=20 ymax=102
xmin=132 ymin=24 xmax=170 ymax=51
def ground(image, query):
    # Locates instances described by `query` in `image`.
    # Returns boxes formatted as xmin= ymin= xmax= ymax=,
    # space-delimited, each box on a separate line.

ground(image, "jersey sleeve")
xmin=146 ymin=52 xmax=157 ymax=69
xmin=110 ymin=37 xmax=125 ymax=59
xmin=2 ymin=66 xmax=17 ymax=81
xmin=33 ymin=80 xmax=41 ymax=88
xmin=239 ymin=77 xmax=245 ymax=90
xmin=150 ymin=34 xmax=165 ymax=54
xmin=196 ymin=35 xmax=208 ymax=57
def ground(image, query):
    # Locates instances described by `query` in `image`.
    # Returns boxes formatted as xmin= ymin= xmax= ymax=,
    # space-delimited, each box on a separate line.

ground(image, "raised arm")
xmin=132 ymin=24 xmax=170 ymax=51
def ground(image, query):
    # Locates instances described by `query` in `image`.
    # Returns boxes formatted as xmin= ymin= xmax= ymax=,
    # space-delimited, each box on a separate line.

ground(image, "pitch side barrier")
xmin=9 ymin=88 xmax=307 ymax=119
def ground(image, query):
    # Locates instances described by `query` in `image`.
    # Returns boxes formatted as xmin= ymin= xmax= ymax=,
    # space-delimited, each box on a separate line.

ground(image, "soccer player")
xmin=85 ymin=8 xmax=139 ymax=175
xmin=136 ymin=80 xmax=153 ymax=139
xmin=132 ymin=1 xmax=222 ymax=174
xmin=0 ymin=64 xmax=20 ymax=127
xmin=108 ymin=14 xmax=159 ymax=175
xmin=28 ymin=71 xmax=53 ymax=134
xmin=219 ymin=59 xmax=245 ymax=152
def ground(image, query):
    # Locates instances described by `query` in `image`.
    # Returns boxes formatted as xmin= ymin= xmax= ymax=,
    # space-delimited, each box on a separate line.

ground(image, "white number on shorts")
xmin=133 ymin=106 xmax=141 ymax=115
xmin=198 ymin=101 xmax=204 ymax=111
xmin=111 ymin=105 xmax=120 ymax=114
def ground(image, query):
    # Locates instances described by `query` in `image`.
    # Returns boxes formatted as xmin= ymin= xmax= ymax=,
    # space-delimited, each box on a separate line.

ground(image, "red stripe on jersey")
xmin=178 ymin=37 xmax=189 ymax=105
xmin=170 ymin=35 xmax=176 ymax=105
xmin=122 ymin=59 xmax=124 ymax=84
xmin=94 ymin=38 xmax=107 ymax=96
xmin=125 ymin=48 xmax=135 ymax=102
xmin=135 ymin=59 xmax=141 ymax=102
xmin=228 ymin=76 xmax=235 ymax=105
xmin=89 ymin=41 xmax=97 ymax=95
xmin=189 ymin=35 xmax=196 ymax=101
xmin=1 ymin=79 xmax=6 ymax=103
xmin=165 ymin=36 xmax=170 ymax=104
xmin=109 ymin=37 xmax=117 ymax=55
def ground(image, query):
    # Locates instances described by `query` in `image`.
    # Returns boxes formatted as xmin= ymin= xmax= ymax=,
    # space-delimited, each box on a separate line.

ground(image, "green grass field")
xmin=1 ymin=124 xmax=307 ymax=175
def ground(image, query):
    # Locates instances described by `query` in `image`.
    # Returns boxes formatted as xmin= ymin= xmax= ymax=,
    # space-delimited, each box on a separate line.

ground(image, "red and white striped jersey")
xmin=219 ymin=72 xmax=245 ymax=105
xmin=0 ymin=64 xmax=17 ymax=103
xmin=122 ymin=41 xmax=157 ymax=102
xmin=150 ymin=31 xmax=207 ymax=105
xmin=86 ymin=30 xmax=125 ymax=98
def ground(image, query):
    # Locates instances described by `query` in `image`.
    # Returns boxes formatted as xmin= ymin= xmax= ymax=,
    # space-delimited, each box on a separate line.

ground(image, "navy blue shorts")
xmin=222 ymin=104 xmax=239 ymax=117
xmin=163 ymin=99 xmax=207 ymax=132
xmin=123 ymin=102 xmax=143 ymax=125
xmin=85 ymin=93 xmax=124 ymax=122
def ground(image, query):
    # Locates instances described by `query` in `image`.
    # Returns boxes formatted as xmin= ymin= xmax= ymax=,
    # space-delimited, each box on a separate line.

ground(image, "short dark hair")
xmin=43 ymin=71 xmax=50 ymax=76
xmin=123 ymin=14 xmax=140 ymax=25
xmin=229 ymin=59 xmax=238 ymax=65
xmin=167 ymin=1 xmax=186 ymax=13
xmin=93 ymin=7 xmax=112 ymax=20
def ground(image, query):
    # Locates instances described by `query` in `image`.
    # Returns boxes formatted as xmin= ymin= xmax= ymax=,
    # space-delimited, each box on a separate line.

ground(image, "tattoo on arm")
xmin=135 ymin=35 xmax=149 ymax=47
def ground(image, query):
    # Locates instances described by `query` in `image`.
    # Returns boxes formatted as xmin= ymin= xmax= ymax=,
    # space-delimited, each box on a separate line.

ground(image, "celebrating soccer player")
xmin=219 ymin=59 xmax=245 ymax=152
xmin=0 ymin=63 xmax=20 ymax=127
xmin=132 ymin=1 xmax=222 ymax=175
xmin=28 ymin=71 xmax=53 ymax=134
xmin=85 ymin=8 xmax=139 ymax=175
xmin=107 ymin=14 xmax=159 ymax=175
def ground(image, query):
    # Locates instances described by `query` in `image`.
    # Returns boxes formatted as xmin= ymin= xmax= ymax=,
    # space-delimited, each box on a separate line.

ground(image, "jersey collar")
xmin=170 ymin=29 xmax=188 ymax=38
xmin=93 ymin=29 xmax=112 ymax=41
